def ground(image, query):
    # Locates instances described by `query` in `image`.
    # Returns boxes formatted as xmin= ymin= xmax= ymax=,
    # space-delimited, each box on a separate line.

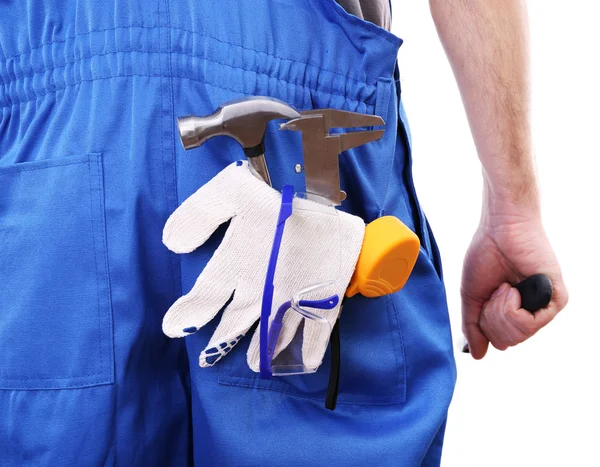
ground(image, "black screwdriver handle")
xmin=514 ymin=274 xmax=553 ymax=312
xmin=461 ymin=274 xmax=553 ymax=353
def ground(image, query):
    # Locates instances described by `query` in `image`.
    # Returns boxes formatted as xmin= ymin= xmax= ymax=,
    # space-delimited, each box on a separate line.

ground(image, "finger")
xmin=499 ymin=272 xmax=568 ymax=344
xmin=551 ymin=273 xmax=569 ymax=311
xmin=162 ymin=264 xmax=235 ymax=338
xmin=479 ymin=273 xmax=568 ymax=350
xmin=302 ymin=312 xmax=336 ymax=370
xmin=163 ymin=195 xmax=236 ymax=254
xmin=199 ymin=290 xmax=261 ymax=368
xmin=461 ymin=288 xmax=490 ymax=360
xmin=481 ymin=286 xmax=533 ymax=348
xmin=463 ymin=322 xmax=490 ymax=359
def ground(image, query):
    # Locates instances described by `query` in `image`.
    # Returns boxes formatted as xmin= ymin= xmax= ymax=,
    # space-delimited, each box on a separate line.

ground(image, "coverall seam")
xmin=218 ymin=379 xmax=405 ymax=406
xmin=374 ymin=78 xmax=394 ymax=216
xmin=418 ymin=416 xmax=449 ymax=466
xmin=0 ymin=50 xmax=375 ymax=108
xmin=0 ymin=159 xmax=89 ymax=173
xmin=87 ymin=155 xmax=104 ymax=377
xmin=94 ymin=152 xmax=116 ymax=383
xmin=0 ymin=48 xmax=156 ymax=86
xmin=0 ymin=372 xmax=109 ymax=381
xmin=0 ymin=72 xmax=374 ymax=111
xmin=0 ymin=43 xmax=5 ymax=89
xmin=388 ymin=294 xmax=407 ymax=401
xmin=396 ymin=86 xmax=431 ymax=260
xmin=380 ymin=77 xmax=416 ymax=241
xmin=161 ymin=0 xmax=181 ymax=300
xmin=0 ymin=24 xmax=378 ymax=88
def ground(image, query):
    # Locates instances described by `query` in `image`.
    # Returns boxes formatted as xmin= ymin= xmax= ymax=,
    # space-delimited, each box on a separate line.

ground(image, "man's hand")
xmin=462 ymin=206 xmax=568 ymax=359
xmin=430 ymin=0 xmax=568 ymax=357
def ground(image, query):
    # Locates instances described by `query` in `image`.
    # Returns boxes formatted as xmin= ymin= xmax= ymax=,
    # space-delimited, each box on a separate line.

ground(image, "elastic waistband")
xmin=0 ymin=11 xmax=401 ymax=110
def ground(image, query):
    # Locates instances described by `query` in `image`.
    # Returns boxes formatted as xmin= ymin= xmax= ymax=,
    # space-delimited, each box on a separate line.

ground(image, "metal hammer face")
xmin=177 ymin=97 xmax=301 ymax=186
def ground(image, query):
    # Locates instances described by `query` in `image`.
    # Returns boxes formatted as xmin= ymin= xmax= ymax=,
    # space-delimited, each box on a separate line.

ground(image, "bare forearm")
xmin=430 ymin=0 xmax=539 ymax=215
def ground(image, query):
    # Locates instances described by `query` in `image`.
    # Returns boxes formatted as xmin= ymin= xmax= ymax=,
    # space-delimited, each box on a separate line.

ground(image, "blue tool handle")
xmin=515 ymin=274 xmax=553 ymax=313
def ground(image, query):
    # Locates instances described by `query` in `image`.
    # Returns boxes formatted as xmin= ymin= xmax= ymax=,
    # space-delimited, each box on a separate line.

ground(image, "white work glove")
xmin=162 ymin=160 xmax=365 ymax=372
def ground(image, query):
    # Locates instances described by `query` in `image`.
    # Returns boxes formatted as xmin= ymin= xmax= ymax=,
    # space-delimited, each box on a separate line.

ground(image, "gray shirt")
xmin=335 ymin=0 xmax=391 ymax=31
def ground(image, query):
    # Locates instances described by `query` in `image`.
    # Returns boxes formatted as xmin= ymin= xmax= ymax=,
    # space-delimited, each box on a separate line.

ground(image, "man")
xmin=426 ymin=0 xmax=568 ymax=360
xmin=0 ymin=1 xmax=567 ymax=466
xmin=344 ymin=0 xmax=568 ymax=359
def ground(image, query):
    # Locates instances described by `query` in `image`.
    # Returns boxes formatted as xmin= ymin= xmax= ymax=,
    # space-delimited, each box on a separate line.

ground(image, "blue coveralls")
xmin=0 ymin=1 xmax=456 ymax=465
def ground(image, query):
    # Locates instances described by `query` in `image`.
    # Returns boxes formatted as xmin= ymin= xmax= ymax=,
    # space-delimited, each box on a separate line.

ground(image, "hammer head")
xmin=177 ymin=96 xmax=301 ymax=151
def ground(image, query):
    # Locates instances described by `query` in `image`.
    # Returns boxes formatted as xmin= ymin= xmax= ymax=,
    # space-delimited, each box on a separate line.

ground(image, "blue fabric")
xmin=0 ymin=1 xmax=456 ymax=465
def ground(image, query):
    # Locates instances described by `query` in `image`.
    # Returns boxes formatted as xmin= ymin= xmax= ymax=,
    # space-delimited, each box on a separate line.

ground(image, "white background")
xmin=391 ymin=1 xmax=599 ymax=466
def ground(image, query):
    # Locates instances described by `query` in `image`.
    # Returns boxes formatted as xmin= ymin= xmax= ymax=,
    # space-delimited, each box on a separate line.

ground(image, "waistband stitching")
xmin=0 ymin=72 xmax=375 ymax=110
xmin=0 ymin=24 xmax=377 ymax=88
xmin=0 ymin=49 xmax=377 ymax=102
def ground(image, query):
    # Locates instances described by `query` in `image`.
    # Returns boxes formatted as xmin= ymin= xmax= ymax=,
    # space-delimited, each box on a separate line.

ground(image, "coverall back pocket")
xmin=218 ymin=293 xmax=406 ymax=405
xmin=0 ymin=154 xmax=114 ymax=390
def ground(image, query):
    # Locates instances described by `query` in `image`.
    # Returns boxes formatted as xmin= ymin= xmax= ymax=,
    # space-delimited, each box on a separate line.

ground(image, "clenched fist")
xmin=461 ymin=210 xmax=569 ymax=359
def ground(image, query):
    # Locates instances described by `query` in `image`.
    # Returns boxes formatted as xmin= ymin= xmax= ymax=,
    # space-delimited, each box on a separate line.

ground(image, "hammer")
xmin=177 ymin=96 xmax=301 ymax=186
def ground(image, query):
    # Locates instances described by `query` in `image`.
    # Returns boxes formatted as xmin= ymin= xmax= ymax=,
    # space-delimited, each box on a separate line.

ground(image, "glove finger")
xmin=162 ymin=163 xmax=245 ymax=254
xmin=246 ymin=305 xmax=303 ymax=373
xmin=163 ymin=197 xmax=236 ymax=255
xmin=199 ymin=289 xmax=261 ymax=367
xmin=302 ymin=314 xmax=336 ymax=371
xmin=162 ymin=267 xmax=235 ymax=338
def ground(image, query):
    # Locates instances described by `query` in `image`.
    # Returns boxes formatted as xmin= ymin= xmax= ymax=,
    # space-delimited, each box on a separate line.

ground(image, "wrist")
xmin=481 ymin=174 xmax=541 ymax=227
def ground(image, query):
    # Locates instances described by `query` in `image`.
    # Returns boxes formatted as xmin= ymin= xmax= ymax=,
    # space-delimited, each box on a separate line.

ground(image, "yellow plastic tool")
xmin=346 ymin=216 xmax=420 ymax=298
